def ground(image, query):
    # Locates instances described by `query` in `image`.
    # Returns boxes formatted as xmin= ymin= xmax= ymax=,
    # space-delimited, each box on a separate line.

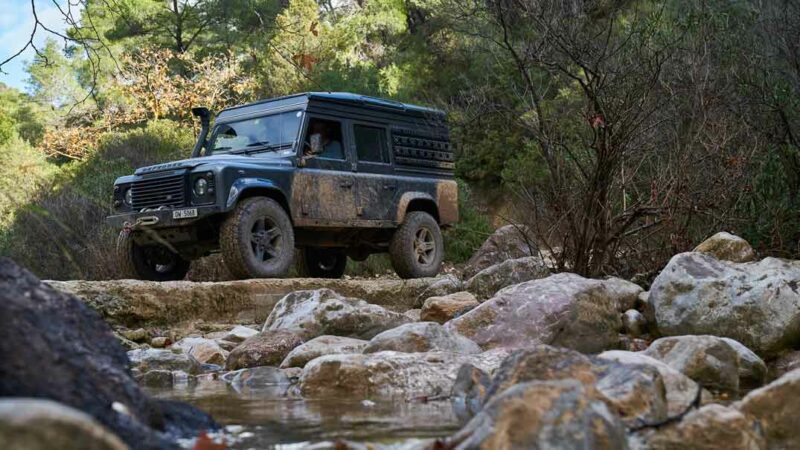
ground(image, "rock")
xmin=172 ymin=337 xmax=228 ymax=366
xmin=736 ymin=368 xmax=800 ymax=449
xmin=121 ymin=328 xmax=149 ymax=342
xmin=223 ymin=366 xmax=295 ymax=391
xmin=263 ymin=288 xmax=411 ymax=340
xmin=444 ymin=380 xmax=627 ymax=450
xmin=149 ymin=337 xmax=170 ymax=348
xmin=768 ymin=350 xmax=800 ymax=379
xmin=451 ymin=364 xmax=491 ymax=423
xmin=618 ymin=335 xmax=650 ymax=352
xmin=693 ymin=231 xmax=756 ymax=263
xmin=420 ymin=291 xmax=479 ymax=324
xmin=222 ymin=325 xmax=259 ymax=343
xmin=446 ymin=273 xmax=642 ymax=352
xmin=403 ymin=309 xmax=421 ymax=321
xmin=463 ymin=224 xmax=538 ymax=278
xmin=127 ymin=348 xmax=202 ymax=375
xmin=649 ymin=253 xmax=800 ymax=357
xmin=48 ymin=276 xmax=450 ymax=329
xmin=139 ymin=370 xmax=175 ymax=388
xmin=720 ymin=337 xmax=768 ymax=389
xmin=215 ymin=340 xmax=239 ymax=352
xmin=622 ymin=309 xmax=647 ymax=337
xmin=0 ymin=398 xmax=127 ymax=450
xmin=636 ymin=291 xmax=657 ymax=332
xmin=226 ymin=330 xmax=305 ymax=370
xmin=0 ymin=257 xmax=216 ymax=449
xmin=633 ymin=404 xmax=765 ymax=450
xmin=598 ymin=350 xmax=701 ymax=416
xmin=363 ymin=322 xmax=481 ymax=355
xmin=643 ymin=335 xmax=759 ymax=393
xmin=465 ymin=256 xmax=551 ymax=301
xmin=280 ymin=335 xmax=368 ymax=369
xmin=298 ymin=351 xmax=505 ymax=398
xmin=482 ymin=346 xmax=668 ymax=427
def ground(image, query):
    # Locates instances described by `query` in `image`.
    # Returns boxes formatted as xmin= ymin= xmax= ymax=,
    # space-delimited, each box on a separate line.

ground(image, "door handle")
xmin=383 ymin=184 xmax=396 ymax=190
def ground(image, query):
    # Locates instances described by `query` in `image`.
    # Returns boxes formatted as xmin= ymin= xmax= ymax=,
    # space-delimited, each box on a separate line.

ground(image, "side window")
xmin=304 ymin=118 xmax=345 ymax=160
xmin=354 ymin=125 xmax=389 ymax=164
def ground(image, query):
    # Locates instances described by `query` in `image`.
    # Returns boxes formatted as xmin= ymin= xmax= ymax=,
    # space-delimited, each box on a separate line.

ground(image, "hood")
xmin=134 ymin=153 xmax=292 ymax=175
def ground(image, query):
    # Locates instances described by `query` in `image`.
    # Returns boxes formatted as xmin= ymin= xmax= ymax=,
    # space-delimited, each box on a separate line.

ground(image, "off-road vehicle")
xmin=107 ymin=92 xmax=458 ymax=281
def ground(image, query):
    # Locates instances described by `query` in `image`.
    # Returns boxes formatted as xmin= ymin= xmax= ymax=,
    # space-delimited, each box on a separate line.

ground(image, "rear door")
xmin=350 ymin=121 xmax=397 ymax=222
xmin=291 ymin=116 xmax=358 ymax=225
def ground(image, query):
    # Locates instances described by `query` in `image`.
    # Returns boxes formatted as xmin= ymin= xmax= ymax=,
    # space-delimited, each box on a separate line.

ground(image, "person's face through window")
xmin=312 ymin=121 xmax=330 ymax=143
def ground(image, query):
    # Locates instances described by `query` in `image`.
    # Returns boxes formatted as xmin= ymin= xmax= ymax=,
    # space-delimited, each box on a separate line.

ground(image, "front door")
xmin=291 ymin=117 xmax=358 ymax=225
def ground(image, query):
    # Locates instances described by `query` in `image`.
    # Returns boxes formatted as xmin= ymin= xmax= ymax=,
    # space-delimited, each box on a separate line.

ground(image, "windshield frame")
xmin=206 ymin=109 xmax=304 ymax=157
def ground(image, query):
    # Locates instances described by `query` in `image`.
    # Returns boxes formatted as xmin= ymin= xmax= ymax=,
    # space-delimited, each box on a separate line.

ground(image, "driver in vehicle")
xmin=305 ymin=120 xmax=344 ymax=159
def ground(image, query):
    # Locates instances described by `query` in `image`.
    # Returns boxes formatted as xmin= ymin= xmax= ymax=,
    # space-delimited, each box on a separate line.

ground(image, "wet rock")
xmin=483 ymin=346 xmax=668 ymax=427
xmin=693 ymin=231 xmax=757 ymax=263
xmin=622 ymin=309 xmax=647 ymax=337
xmin=127 ymin=348 xmax=202 ymax=375
xmin=0 ymin=258 xmax=216 ymax=449
xmin=225 ymin=330 xmax=305 ymax=370
xmin=149 ymin=336 xmax=170 ymax=348
xmin=444 ymin=380 xmax=627 ymax=450
xmin=121 ymin=328 xmax=149 ymax=343
xmin=222 ymin=325 xmax=259 ymax=343
xmin=280 ymin=335 xmax=368 ymax=369
xmin=0 ymin=398 xmax=127 ymax=450
xmin=649 ymin=253 xmax=800 ymax=357
xmin=139 ymin=370 xmax=175 ymax=388
xmin=172 ymin=337 xmax=228 ymax=366
xmin=464 ymin=256 xmax=551 ymax=301
xmin=736 ymin=368 xmax=800 ymax=449
xmin=403 ymin=309 xmax=421 ymax=321
xmin=446 ymin=273 xmax=641 ymax=352
xmin=363 ymin=322 xmax=481 ymax=355
xmin=263 ymin=288 xmax=411 ymax=340
xmin=223 ymin=366 xmax=294 ymax=390
xmin=768 ymin=350 xmax=800 ymax=379
xmin=298 ymin=351 xmax=504 ymax=398
xmin=420 ymin=291 xmax=479 ymax=324
xmin=632 ymin=404 xmax=765 ymax=450
xmin=643 ymin=335 xmax=759 ymax=392
xmin=463 ymin=224 xmax=538 ymax=278
xmin=451 ymin=364 xmax=491 ymax=423
xmin=598 ymin=350 xmax=700 ymax=416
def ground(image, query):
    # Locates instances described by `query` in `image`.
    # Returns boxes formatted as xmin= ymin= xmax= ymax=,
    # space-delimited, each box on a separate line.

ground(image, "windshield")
xmin=208 ymin=110 xmax=303 ymax=155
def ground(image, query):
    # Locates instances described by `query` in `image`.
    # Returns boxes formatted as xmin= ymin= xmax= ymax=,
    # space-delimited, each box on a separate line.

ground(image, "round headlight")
xmin=194 ymin=178 xmax=208 ymax=196
xmin=124 ymin=188 xmax=133 ymax=205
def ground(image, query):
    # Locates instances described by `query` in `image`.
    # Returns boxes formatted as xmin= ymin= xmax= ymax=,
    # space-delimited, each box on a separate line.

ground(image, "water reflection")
xmin=147 ymin=381 xmax=458 ymax=449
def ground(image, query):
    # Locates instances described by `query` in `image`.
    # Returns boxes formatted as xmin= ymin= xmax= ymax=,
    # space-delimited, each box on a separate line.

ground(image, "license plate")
xmin=172 ymin=208 xmax=198 ymax=219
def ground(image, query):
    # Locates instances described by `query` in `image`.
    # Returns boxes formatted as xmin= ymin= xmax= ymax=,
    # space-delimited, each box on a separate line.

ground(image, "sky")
xmin=0 ymin=0 xmax=74 ymax=93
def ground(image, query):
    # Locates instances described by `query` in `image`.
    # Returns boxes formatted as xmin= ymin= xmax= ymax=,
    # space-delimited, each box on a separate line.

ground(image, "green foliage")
xmin=444 ymin=181 xmax=493 ymax=264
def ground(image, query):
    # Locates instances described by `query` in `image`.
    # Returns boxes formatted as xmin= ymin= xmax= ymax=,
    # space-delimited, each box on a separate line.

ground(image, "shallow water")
xmin=147 ymin=382 xmax=459 ymax=449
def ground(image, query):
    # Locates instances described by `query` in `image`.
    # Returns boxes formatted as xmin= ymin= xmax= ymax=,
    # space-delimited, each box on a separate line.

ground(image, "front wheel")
xmin=117 ymin=230 xmax=191 ymax=281
xmin=297 ymin=247 xmax=347 ymax=278
xmin=220 ymin=197 xmax=295 ymax=279
xmin=389 ymin=211 xmax=444 ymax=279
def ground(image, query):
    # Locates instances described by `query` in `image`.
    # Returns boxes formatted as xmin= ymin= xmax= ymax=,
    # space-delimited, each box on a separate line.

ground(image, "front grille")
xmin=131 ymin=174 xmax=187 ymax=210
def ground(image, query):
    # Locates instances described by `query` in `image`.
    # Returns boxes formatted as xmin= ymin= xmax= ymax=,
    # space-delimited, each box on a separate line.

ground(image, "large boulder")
xmin=463 ymin=224 xmax=538 ymax=278
xmin=419 ymin=291 xmax=479 ymax=324
xmin=363 ymin=322 xmax=481 ymax=355
xmin=464 ymin=256 xmax=551 ymax=301
xmin=446 ymin=273 xmax=642 ymax=352
xmin=632 ymin=404 xmax=765 ymax=450
xmin=280 ymin=335 xmax=368 ymax=369
xmin=736 ymin=368 xmax=800 ymax=449
xmin=444 ymin=380 xmax=627 ymax=450
xmin=598 ymin=350 xmax=701 ymax=416
xmin=643 ymin=335 xmax=744 ymax=392
xmin=225 ymin=330 xmax=305 ymax=370
xmin=171 ymin=337 xmax=228 ymax=366
xmin=298 ymin=351 xmax=505 ymax=398
xmin=649 ymin=253 xmax=800 ymax=357
xmin=0 ymin=398 xmax=128 ymax=450
xmin=693 ymin=231 xmax=756 ymax=263
xmin=262 ymin=289 xmax=411 ymax=340
xmin=0 ymin=258 xmax=216 ymax=449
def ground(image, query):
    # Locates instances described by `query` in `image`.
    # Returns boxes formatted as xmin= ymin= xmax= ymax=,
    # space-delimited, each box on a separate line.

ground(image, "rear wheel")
xmin=389 ymin=211 xmax=443 ymax=279
xmin=297 ymin=247 xmax=347 ymax=278
xmin=220 ymin=197 xmax=295 ymax=279
xmin=117 ymin=229 xmax=191 ymax=281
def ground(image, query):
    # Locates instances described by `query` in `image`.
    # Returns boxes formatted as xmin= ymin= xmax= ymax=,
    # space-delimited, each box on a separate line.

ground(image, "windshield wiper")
xmin=229 ymin=143 xmax=290 ymax=155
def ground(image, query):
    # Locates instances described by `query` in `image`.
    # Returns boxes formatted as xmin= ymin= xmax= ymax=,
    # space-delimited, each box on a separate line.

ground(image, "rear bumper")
xmin=106 ymin=205 xmax=222 ymax=230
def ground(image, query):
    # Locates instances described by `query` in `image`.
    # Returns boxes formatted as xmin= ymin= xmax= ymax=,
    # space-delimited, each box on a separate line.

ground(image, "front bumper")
xmin=106 ymin=205 xmax=222 ymax=230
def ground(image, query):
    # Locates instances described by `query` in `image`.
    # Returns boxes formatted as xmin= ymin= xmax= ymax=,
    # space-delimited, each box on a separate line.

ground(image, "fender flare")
xmin=396 ymin=192 xmax=438 ymax=223
xmin=225 ymin=178 xmax=285 ymax=210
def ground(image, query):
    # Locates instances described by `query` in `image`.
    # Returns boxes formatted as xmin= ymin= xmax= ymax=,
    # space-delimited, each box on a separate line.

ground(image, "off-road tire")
xmin=220 ymin=196 xmax=295 ymax=279
xmin=297 ymin=247 xmax=347 ymax=278
xmin=117 ymin=229 xmax=191 ymax=281
xmin=389 ymin=211 xmax=443 ymax=279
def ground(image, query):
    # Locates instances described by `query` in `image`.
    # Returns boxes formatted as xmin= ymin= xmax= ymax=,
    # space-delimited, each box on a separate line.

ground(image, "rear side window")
xmin=354 ymin=125 xmax=389 ymax=164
